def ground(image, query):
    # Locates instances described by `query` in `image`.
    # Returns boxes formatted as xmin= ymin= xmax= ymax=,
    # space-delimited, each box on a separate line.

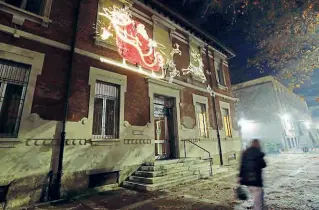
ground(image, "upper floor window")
xmin=0 ymin=59 xmax=31 ymax=138
xmin=215 ymin=58 xmax=226 ymax=87
xmin=92 ymin=81 xmax=120 ymax=139
xmin=3 ymin=0 xmax=44 ymax=15
xmin=196 ymin=102 xmax=208 ymax=138
xmin=221 ymin=108 xmax=232 ymax=137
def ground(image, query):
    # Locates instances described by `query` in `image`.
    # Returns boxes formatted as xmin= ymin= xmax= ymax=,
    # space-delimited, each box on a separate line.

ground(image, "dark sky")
xmin=156 ymin=0 xmax=267 ymax=84
xmin=157 ymin=0 xmax=319 ymax=119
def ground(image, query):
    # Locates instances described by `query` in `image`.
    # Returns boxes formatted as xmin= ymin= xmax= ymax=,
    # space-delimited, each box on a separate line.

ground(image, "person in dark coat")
xmin=239 ymin=139 xmax=267 ymax=210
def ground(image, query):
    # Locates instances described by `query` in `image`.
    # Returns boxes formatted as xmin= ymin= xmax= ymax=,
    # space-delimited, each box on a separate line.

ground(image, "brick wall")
xmin=68 ymin=54 xmax=150 ymax=126
xmin=0 ymin=0 xmax=76 ymax=44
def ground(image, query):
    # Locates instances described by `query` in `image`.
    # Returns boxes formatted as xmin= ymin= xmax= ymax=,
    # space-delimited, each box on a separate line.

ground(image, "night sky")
xmin=157 ymin=0 xmax=319 ymax=119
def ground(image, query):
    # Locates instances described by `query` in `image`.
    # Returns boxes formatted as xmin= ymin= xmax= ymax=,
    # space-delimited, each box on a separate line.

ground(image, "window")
xmin=3 ymin=0 xmax=45 ymax=15
xmin=92 ymin=81 xmax=120 ymax=139
xmin=214 ymin=58 xmax=226 ymax=86
xmin=0 ymin=59 xmax=31 ymax=138
xmin=222 ymin=108 xmax=232 ymax=137
xmin=196 ymin=103 xmax=208 ymax=138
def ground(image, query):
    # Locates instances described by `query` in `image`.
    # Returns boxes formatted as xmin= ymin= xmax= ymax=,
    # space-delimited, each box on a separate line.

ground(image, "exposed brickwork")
xmin=0 ymin=32 xmax=69 ymax=121
xmin=180 ymin=87 xmax=216 ymax=130
xmin=67 ymin=54 xmax=150 ymax=126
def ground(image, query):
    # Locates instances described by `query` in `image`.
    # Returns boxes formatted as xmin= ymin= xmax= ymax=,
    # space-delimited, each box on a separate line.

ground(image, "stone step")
xmin=144 ymin=158 xmax=202 ymax=166
xmin=134 ymin=167 xmax=191 ymax=178
xmin=129 ymin=170 xmax=195 ymax=184
xmin=140 ymin=159 xmax=212 ymax=172
xmin=123 ymin=174 xmax=199 ymax=191
xmin=136 ymin=161 xmax=213 ymax=176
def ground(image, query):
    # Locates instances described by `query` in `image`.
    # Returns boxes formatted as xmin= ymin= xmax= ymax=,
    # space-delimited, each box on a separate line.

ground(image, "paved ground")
xmin=27 ymin=154 xmax=319 ymax=210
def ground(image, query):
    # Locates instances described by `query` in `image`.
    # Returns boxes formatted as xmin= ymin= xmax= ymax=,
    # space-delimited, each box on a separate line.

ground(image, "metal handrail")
xmin=182 ymin=139 xmax=213 ymax=176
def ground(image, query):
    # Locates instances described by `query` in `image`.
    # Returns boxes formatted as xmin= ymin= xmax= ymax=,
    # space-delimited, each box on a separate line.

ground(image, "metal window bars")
xmin=0 ymin=59 xmax=31 ymax=138
xmin=92 ymin=81 xmax=120 ymax=139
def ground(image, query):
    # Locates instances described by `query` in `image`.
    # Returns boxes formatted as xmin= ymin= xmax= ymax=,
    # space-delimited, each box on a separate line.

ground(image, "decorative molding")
xmin=124 ymin=139 xmax=152 ymax=144
xmin=25 ymin=139 xmax=92 ymax=146
xmin=124 ymin=121 xmax=131 ymax=127
xmin=209 ymin=46 xmax=227 ymax=59
xmin=189 ymin=35 xmax=205 ymax=49
xmin=152 ymin=15 xmax=176 ymax=30
xmin=0 ymin=24 xmax=70 ymax=50
xmin=147 ymin=78 xmax=184 ymax=91
xmin=118 ymin=0 xmax=133 ymax=6
xmin=130 ymin=7 xmax=152 ymax=25
xmin=218 ymin=84 xmax=228 ymax=91
xmin=171 ymin=33 xmax=188 ymax=44
xmin=0 ymin=141 xmax=20 ymax=148
xmin=132 ymin=130 xmax=144 ymax=135
xmin=181 ymin=124 xmax=196 ymax=130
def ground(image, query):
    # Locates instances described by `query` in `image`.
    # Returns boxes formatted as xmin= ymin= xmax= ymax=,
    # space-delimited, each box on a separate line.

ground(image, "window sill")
xmin=91 ymin=138 xmax=120 ymax=143
xmin=218 ymin=83 xmax=228 ymax=90
xmin=94 ymin=36 xmax=118 ymax=51
xmin=0 ymin=1 xmax=52 ymax=27
xmin=0 ymin=139 xmax=21 ymax=148
xmin=90 ymin=138 xmax=120 ymax=146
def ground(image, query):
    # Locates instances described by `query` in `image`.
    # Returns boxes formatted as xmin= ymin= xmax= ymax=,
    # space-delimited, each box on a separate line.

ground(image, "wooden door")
xmin=154 ymin=95 xmax=175 ymax=159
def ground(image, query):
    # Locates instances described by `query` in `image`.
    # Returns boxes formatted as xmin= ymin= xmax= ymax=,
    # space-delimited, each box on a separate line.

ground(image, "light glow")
xmin=182 ymin=49 xmax=206 ymax=83
xmin=101 ymin=28 xmax=112 ymax=40
xmin=238 ymin=118 xmax=256 ymax=131
xmin=100 ymin=57 xmax=164 ymax=79
xmin=304 ymin=121 xmax=311 ymax=129
xmin=99 ymin=6 xmax=165 ymax=75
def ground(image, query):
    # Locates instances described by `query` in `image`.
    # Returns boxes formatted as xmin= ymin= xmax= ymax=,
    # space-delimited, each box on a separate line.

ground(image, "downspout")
xmin=206 ymin=45 xmax=223 ymax=165
xmin=51 ymin=0 xmax=82 ymax=200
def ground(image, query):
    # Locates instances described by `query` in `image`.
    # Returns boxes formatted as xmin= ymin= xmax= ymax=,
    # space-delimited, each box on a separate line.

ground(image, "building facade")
xmin=233 ymin=76 xmax=318 ymax=153
xmin=0 ymin=0 xmax=240 ymax=208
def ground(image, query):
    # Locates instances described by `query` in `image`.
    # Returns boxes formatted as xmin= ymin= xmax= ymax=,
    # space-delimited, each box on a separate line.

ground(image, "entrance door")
xmin=153 ymin=95 xmax=176 ymax=160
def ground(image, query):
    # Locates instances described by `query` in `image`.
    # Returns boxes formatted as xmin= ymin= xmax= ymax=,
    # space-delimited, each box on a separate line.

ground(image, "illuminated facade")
xmin=0 ymin=0 xmax=240 ymax=208
xmin=233 ymin=76 xmax=318 ymax=152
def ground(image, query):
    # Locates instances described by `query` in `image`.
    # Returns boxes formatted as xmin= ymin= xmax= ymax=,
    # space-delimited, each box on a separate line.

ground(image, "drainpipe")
xmin=50 ymin=0 xmax=82 ymax=200
xmin=206 ymin=45 xmax=223 ymax=165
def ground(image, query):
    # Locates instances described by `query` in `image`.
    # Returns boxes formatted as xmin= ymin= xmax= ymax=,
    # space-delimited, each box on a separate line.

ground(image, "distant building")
xmin=233 ymin=76 xmax=317 ymax=153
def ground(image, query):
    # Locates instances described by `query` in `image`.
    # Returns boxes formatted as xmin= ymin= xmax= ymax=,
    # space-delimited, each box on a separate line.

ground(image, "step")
xmin=145 ymin=158 xmax=202 ymax=166
xmin=129 ymin=170 xmax=195 ymax=184
xmin=140 ymin=159 xmax=212 ymax=171
xmin=134 ymin=167 xmax=192 ymax=177
xmin=123 ymin=174 xmax=199 ymax=191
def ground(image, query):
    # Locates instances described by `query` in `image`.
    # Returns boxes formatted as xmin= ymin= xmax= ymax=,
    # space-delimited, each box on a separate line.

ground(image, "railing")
xmin=182 ymin=139 xmax=213 ymax=176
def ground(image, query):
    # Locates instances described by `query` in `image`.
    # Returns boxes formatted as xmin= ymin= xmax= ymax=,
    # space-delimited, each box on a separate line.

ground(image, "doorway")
xmin=153 ymin=95 xmax=177 ymax=160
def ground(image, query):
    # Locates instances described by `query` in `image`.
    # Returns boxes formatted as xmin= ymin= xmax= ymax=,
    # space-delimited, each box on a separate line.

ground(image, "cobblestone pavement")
xmin=26 ymin=154 xmax=319 ymax=210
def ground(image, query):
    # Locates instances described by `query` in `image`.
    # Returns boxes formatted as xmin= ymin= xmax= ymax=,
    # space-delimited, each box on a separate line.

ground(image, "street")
xmin=27 ymin=154 xmax=319 ymax=210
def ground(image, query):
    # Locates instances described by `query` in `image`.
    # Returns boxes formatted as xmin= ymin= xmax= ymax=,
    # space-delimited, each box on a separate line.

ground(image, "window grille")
xmin=92 ymin=81 xmax=120 ymax=139
xmin=0 ymin=59 xmax=31 ymax=138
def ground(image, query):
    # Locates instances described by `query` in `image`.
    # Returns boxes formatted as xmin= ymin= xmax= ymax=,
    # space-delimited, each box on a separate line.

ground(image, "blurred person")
xmin=238 ymin=139 xmax=267 ymax=210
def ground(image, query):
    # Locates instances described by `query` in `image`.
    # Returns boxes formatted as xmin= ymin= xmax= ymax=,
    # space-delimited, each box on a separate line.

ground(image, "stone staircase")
xmin=123 ymin=158 xmax=228 ymax=191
